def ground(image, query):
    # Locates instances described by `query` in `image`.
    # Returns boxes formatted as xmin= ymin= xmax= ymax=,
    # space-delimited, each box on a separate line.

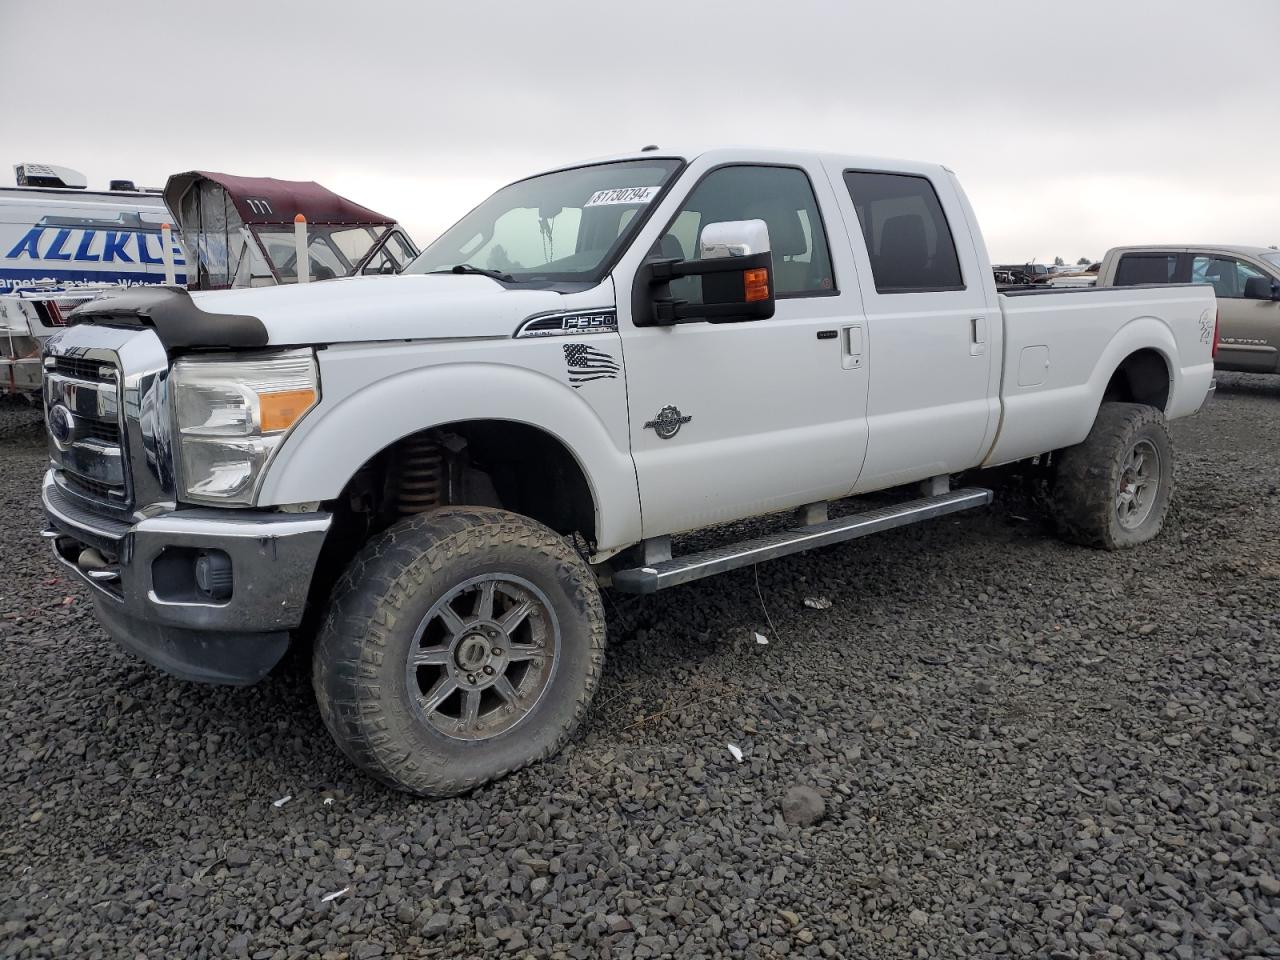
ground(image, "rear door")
xmin=825 ymin=165 xmax=998 ymax=492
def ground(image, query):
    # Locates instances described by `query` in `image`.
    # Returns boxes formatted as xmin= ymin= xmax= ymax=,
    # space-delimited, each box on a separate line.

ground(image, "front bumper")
xmin=41 ymin=470 xmax=332 ymax=684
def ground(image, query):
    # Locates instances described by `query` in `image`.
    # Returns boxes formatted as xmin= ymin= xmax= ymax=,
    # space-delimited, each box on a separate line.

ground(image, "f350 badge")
xmin=644 ymin=405 xmax=692 ymax=440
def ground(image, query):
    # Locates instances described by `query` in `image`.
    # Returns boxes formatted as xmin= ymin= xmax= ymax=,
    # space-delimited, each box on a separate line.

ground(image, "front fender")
xmin=256 ymin=354 xmax=642 ymax=551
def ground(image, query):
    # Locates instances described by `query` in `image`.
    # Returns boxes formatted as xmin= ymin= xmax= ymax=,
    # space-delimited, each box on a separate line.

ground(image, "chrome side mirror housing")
xmin=699 ymin=219 xmax=772 ymax=260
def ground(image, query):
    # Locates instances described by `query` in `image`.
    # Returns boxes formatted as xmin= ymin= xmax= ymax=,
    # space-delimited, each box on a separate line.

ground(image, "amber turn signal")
xmin=259 ymin=388 xmax=317 ymax=433
xmin=744 ymin=267 xmax=770 ymax=303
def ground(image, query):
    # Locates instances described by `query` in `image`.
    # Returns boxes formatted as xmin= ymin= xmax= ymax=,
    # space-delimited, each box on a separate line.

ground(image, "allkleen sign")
xmin=0 ymin=203 xmax=188 ymax=292
xmin=5 ymin=223 xmax=185 ymax=266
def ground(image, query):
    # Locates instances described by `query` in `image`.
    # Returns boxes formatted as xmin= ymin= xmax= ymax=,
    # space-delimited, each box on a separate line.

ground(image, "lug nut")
xmin=467 ymin=673 xmax=476 ymax=684
xmin=492 ymin=648 xmax=503 ymax=656
xmin=483 ymin=665 xmax=495 ymax=676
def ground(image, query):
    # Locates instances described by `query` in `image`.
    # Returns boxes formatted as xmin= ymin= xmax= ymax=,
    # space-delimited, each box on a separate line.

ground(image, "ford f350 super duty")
xmin=40 ymin=147 xmax=1217 ymax=795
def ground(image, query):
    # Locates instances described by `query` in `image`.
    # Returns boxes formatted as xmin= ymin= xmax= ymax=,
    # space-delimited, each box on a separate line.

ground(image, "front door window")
xmin=657 ymin=165 xmax=836 ymax=304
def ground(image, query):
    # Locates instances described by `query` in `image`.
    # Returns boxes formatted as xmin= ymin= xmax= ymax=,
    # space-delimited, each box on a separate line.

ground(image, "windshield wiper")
xmin=431 ymin=263 xmax=514 ymax=282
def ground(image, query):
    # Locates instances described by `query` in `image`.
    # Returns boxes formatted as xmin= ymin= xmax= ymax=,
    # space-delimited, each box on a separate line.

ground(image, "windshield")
xmin=406 ymin=159 xmax=682 ymax=282
xmin=1261 ymin=251 xmax=1280 ymax=269
xmin=255 ymin=224 xmax=388 ymax=281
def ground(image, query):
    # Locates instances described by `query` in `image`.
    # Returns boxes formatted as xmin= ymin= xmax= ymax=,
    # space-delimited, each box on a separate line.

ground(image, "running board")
xmin=611 ymin=487 xmax=993 ymax=595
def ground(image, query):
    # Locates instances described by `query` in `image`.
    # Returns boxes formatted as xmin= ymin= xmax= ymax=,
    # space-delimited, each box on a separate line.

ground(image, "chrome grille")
xmin=43 ymin=324 xmax=174 ymax=517
xmin=46 ymin=355 xmax=114 ymax=383
xmin=62 ymin=473 xmax=122 ymax=503
xmin=44 ymin=357 xmax=129 ymax=509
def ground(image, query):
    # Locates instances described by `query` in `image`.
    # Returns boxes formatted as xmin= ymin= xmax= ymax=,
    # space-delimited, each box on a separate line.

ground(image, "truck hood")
xmin=188 ymin=274 xmax=606 ymax=345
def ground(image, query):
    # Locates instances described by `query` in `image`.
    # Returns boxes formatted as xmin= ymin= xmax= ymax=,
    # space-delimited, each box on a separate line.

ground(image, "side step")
xmin=611 ymin=487 xmax=993 ymax=595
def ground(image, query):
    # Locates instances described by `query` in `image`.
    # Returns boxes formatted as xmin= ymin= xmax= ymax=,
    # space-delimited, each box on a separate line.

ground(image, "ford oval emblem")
xmin=48 ymin=403 xmax=76 ymax=446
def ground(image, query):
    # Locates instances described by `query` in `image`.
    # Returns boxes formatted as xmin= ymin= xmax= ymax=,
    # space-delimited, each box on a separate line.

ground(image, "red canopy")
xmin=163 ymin=171 xmax=395 ymax=227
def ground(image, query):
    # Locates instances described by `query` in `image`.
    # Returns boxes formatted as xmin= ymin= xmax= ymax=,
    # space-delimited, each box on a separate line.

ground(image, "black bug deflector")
xmin=68 ymin=287 xmax=269 ymax=352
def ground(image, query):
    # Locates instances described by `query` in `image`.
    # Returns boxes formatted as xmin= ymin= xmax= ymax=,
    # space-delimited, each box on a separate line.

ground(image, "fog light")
xmin=194 ymin=550 xmax=233 ymax=601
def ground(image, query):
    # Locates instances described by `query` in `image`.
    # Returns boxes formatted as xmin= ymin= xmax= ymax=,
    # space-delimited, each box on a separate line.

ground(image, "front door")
xmin=1191 ymin=254 xmax=1280 ymax=373
xmin=615 ymin=161 xmax=871 ymax=537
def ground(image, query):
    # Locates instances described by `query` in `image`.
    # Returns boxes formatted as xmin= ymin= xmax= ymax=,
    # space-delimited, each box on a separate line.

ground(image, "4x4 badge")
xmin=644 ymin=405 xmax=692 ymax=440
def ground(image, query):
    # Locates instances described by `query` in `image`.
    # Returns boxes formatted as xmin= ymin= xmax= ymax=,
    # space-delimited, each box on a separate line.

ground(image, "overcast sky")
xmin=3 ymin=0 xmax=1277 ymax=263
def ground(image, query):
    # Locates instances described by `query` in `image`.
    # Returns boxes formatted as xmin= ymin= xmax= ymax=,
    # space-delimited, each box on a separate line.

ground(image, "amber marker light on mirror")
xmin=744 ymin=267 xmax=770 ymax=303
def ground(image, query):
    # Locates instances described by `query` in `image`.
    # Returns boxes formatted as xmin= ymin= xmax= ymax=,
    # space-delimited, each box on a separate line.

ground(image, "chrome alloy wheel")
xmin=405 ymin=574 xmax=560 ymax=740
xmin=1115 ymin=439 xmax=1161 ymax=530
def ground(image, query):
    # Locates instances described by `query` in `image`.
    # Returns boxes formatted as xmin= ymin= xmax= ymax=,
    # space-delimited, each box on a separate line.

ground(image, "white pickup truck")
xmin=40 ymin=147 xmax=1216 ymax=795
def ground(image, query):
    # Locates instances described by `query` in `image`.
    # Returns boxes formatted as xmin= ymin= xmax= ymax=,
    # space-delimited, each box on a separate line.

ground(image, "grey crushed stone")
xmin=1 ymin=374 xmax=1278 ymax=958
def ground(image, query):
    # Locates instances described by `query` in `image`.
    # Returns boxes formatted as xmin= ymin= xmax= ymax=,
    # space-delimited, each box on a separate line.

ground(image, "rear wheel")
xmin=1050 ymin=401 xmax=1174 ymax=549
xmin=312 ymin=507 xmax=605 ymax=796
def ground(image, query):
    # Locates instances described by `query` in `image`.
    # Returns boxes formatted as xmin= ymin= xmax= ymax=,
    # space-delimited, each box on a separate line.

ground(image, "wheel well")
xmin=438 ymin=420 xmax=597 ymax=543
xmin=299 ymin=421 xmax=598 ymax=637
xmin=1103 ymin=349 xmax=1170 ymax=411
xmin=333 ymin=419 xmax=596 ymax=545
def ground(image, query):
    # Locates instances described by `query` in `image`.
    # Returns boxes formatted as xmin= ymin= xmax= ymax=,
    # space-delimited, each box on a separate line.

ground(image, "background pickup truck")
xmin=41 ymin=147 xmax=1216 ymax=796
xmin=1097 ymin=244 xmax=1280 ymax=374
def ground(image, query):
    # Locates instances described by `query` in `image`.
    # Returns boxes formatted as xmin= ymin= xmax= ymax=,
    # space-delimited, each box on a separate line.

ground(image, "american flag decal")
xmin=563 ymin=343 xmax=620 ymax=388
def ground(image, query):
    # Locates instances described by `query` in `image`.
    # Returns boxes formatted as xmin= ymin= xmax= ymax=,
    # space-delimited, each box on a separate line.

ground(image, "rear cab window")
xmin=842 ymin=171 xmax=964 ymax=293
xmin=1114 ymin=254 xmax=1178 ymax=286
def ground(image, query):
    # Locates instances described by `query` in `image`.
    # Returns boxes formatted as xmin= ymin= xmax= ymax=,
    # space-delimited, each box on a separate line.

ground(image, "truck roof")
xmin=1106 ymin=243 xmax=1278 ymax=258
xmin=528 ymin=146 xmax=953 ymax=181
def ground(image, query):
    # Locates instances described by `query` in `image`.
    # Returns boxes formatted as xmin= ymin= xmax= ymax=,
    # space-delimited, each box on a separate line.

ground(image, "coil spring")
xmin=396 ymin=435 xmax=446 ymax=515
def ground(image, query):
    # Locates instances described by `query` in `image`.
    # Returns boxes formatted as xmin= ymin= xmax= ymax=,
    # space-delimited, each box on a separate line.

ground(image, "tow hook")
xmin=76 ymin=547 xmax=121 ymax=583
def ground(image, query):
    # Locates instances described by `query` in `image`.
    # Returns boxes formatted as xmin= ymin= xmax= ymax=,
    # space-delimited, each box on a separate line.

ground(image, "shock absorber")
xmin=395 ymin=434 xmax=446 ymax=515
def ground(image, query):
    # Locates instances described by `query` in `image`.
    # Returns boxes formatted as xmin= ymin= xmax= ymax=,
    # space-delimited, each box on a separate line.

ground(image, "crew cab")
xmin=40 ymin=147 xmax=1217 ymax=796
xmin=1097 ymin=245 xmax=1280 ymax=374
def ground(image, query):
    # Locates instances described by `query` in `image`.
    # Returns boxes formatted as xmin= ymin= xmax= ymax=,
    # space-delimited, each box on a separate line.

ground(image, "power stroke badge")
xmin=644 ymin=405 xmax=692 ymax=439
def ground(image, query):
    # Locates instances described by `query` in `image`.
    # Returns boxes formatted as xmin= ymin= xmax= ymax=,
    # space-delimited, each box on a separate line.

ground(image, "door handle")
xmin=969 ymin=317 xmax=987 ymax=357
xmin=842 ymin=323 xmax=864 ymax=370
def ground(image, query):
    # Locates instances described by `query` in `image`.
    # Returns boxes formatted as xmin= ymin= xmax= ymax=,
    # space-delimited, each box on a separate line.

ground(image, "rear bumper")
xmin=41 ymin=470 xmax=331 ymax=684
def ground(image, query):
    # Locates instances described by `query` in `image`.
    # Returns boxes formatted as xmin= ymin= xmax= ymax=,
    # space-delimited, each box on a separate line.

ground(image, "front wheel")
xmin=1050 ymin=401 xmax=1174 ymax=550
xmin=312 ymin=508 xmax=606 ymax=796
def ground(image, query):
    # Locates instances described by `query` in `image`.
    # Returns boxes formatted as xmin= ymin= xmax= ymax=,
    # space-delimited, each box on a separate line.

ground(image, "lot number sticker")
xmin=585 ymin=186 xmax=661 ymax=207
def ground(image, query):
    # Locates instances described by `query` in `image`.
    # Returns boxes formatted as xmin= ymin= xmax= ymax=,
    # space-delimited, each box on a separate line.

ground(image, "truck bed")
xmin=987 ymin=282 xmax=1216 ymax=467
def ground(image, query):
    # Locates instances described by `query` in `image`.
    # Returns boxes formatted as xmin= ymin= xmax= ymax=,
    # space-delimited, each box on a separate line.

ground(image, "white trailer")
xmin=0 ymin=163 xmax=189 ymax=394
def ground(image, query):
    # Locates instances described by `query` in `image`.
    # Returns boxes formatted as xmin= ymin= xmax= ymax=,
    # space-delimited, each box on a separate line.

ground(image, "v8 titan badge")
xmin=644 ymin=405 xmax=692 ymax=440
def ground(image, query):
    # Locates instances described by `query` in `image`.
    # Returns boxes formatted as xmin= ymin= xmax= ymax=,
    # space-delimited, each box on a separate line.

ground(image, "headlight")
xmin=171 ymin=349 xmax=319 ymax=505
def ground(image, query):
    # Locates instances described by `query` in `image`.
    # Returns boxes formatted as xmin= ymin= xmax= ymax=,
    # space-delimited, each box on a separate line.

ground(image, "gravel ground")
xmin=2 ymin=381 xmax=1278 ymax=960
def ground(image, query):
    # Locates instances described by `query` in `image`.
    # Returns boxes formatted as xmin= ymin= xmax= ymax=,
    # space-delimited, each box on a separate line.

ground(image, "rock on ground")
xmin=782 ymin=786 xmax=826 ymax=826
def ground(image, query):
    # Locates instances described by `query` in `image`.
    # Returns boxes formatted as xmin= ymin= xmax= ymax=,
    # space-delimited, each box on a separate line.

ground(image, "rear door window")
xmin=1114 ymin=254 xmax=1178 ymax=285
xmin=843 ymin=171 xmax=964 ymax=293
